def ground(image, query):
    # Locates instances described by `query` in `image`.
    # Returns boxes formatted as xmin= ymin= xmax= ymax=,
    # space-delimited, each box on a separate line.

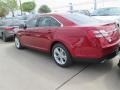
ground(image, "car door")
xmin=20 ymin=17 xmax=38 ymax=46
xmin=20 ymin=16 xmax=51 ymax=49
xmin=30 ymin=16 xmax=62 ymax=51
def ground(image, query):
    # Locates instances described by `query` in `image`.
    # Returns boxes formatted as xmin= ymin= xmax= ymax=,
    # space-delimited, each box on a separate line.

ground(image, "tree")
xmin=0 ymin=7 xmax=9 ymax=17
xmin=2 ymin=0 xmax=18 ymax=17
xmin=38 ymin=5 xmax=51 ymax=13
xmin=18 ymin=0 xmax=22 ymax=15
xmin=21 ymin=1 xmax=36 ymax=12
xmin=0 ymin=1 xmax=9 ymax=17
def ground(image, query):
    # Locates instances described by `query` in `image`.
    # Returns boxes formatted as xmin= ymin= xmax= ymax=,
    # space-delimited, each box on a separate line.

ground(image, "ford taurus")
xmin=15 ymin=13 xmax=120 ymax=67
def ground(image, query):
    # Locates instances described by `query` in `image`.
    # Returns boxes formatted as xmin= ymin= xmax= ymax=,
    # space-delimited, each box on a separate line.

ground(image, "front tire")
xmin=15 ymin=36 xmax=23 ymax=49
xmin=52 ymin=43 xmax=73 ymax=67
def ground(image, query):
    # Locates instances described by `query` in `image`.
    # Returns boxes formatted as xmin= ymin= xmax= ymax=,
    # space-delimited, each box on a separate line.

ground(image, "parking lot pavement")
xmin=0 ymin=41 xmax=88 ymax=90
xmin=0 ymin=40 xmax=120 ymax=90
xmin=59 ymin=56 xmax=120 ymax=90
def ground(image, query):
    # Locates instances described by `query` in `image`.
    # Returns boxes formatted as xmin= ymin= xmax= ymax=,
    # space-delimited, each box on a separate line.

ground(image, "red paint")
xmin=16 ymin=13 xmax=120 ymax=60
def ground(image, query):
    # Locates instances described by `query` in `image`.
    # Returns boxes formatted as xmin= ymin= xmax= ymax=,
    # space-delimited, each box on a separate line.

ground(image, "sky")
xmin=18 ymin=0 xmax=120 ymax=12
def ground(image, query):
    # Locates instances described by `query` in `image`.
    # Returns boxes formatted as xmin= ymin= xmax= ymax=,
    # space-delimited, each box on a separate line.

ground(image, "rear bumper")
xmin=72 ymin=44 xmax=119 ymax=58
xmin=74 ymin=50 xmax=119 ymax=63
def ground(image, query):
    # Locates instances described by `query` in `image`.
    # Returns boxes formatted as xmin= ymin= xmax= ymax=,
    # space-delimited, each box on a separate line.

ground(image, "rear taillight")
xmin=93 ymin=30 xmax=109 ymax=38
xmin=93 ymin=30 xmax=112 ymax=42
xmin=93 ymin=28 xmax=118 ymax=43
xmin=87 ymin=30 xmax=101 ymax=47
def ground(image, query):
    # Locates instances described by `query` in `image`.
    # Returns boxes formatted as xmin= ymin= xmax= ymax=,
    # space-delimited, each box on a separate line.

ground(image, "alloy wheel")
xmin=53 ymin=47 xmax=67 ymax=65
xmin=15 ymin=37 xmax=20 ymax=48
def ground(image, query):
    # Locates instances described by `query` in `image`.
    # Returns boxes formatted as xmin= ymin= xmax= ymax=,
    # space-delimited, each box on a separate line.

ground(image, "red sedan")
xmin=15 ymin=13 xmax=120 ymax=67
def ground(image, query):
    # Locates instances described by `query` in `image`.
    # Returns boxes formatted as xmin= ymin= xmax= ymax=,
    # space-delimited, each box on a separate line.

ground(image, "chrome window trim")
xmin=49 ymin=16 xmax=64 ymax=27
xmin=37 ymin=15 xmax=64 ymax=27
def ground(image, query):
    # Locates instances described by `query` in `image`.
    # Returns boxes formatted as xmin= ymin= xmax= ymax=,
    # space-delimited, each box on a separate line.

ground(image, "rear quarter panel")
xmin=52 ymin=26 xmax=87 ymax=56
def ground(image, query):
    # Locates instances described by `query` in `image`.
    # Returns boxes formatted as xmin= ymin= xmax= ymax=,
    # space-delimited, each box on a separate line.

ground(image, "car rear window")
xmin=62 ymin=13 xmax=101 ymax=25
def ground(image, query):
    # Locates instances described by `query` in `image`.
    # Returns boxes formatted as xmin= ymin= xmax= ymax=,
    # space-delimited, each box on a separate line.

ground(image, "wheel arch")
xmin=50 ymin=41 xmax=72 ymax=56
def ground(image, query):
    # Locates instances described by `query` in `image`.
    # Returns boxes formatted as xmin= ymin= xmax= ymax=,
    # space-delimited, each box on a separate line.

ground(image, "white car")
xmin=91 ymin=7 xmax=120 ymax=26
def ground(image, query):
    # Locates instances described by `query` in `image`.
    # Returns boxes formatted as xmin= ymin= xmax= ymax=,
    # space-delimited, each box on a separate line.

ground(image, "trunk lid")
xmin=79 ymin=22 xmax=120 ymax=48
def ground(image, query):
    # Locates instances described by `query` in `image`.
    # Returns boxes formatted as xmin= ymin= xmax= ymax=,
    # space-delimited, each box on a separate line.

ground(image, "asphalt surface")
xmin=0 ymin=40 xmax=120 ymax=90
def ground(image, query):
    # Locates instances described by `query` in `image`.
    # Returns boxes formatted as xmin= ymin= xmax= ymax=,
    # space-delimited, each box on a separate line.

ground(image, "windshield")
xmin=92 ymin=7 xmax=120 ymax=16
xmin=63 ymin=13 xmax=101 ymax=25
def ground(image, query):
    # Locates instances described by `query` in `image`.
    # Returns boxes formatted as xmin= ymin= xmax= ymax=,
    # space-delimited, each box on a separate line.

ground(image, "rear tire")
xmin=15 ymin=36 xmax=23 ymax=49
xmin=52 ymin=43 xmax=73 ymax=67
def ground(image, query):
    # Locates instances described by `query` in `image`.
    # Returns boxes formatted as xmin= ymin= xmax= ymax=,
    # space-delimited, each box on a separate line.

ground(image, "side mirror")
xmin=19 ymin=24 xmax=27 ymax=29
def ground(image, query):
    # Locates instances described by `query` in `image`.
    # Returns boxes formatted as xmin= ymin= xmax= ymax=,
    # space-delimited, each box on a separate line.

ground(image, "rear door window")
xmin=37 ymin=16 xmax=61 ymax=27
xmin=26 ymin=18 xmax=37 ymax=27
